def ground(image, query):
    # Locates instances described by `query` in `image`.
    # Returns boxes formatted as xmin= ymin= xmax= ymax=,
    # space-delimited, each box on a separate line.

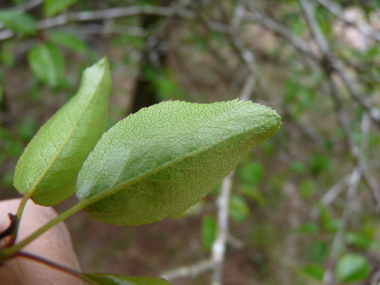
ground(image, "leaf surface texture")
xmin=77 ymin=100 xmax=281 ymax=225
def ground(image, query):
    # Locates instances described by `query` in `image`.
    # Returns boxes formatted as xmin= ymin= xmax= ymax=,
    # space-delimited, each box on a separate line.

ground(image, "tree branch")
xmin=317 ymin=0 xmax=380 ymax=42
xmin=242 ymin=1 xmax=317 ymax=61
xmin=300 ymin=0 xmax=380 ymax=206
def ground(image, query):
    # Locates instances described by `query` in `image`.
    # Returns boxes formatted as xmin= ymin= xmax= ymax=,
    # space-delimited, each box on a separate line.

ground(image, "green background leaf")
xmin=14 ymin=58 xmax=111 ymax=206
xmin=28 ymin=43 xmax=64 ymax=88
xmin=300 ymin=264 xmax=324 ymax=281
xmin=335 ymin=254 xmax=370 ymax=283
xmin=44 ymin=0 xmax=78 ymax=17
xmin=309 ymin=240 xmax=328 ymax=263
xmin=229 ymin=195 xmax=250 ymax=223
xmin=77 ymin=100 xmax=281 ymax=226
xmin=84 ymin=274 xmax=171 ymax=285
xmin=47 ymin=30 xmax=88 ymax=53
xmin=0 ymin=9 xmax=37 ymax=35
xmin=345 ymin=232 xmax=372 ymax=250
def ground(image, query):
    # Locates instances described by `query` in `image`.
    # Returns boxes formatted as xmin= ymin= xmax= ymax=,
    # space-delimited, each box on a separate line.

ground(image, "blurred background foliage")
xmin=1 ymin=0 xmax=380 ymax=284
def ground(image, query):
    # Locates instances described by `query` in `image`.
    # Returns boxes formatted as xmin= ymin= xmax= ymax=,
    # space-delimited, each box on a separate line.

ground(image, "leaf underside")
xmin=83 ymin=274 xmax=171 ymax=285
xmin=13 ymin=58 xmax=111 ymax=206
xmin=77 ymin=100 xmax=281 ymax=226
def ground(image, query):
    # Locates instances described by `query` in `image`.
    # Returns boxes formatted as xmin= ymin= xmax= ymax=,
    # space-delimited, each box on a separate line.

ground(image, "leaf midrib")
xmin=81 ymin=111 xmax=279 ymax=204
xmin=25 ymin=68 xmax=107 ymax=195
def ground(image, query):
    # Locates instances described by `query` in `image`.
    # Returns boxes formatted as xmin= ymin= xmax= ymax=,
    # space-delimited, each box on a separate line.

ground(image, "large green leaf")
xmin=84 ymin=274 xmax=170 ymax=285
xmin=0 ymin=9 xmax=37 ymax=35
xmin=28 ymin=43 xmax=64 ymax=88
xmin=77 ymin=100 xmax=281 ymax=225
xmin=44 ymin=0 xmax=78 ymax=17
xmin=335 ymin=254 xmax=370 ymax=283
xmin=14 ymin=58 xmax=111 ymax=206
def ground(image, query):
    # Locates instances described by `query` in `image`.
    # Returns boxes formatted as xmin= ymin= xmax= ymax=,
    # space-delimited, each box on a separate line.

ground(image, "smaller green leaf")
xmin=318 ymin=204 xmax=340 ymax=233
xmin=290 ymin=161 xmax=307 ymax=174
xmin=238 ymin=161 xmax=264 ymax=185
xmin=309 ymin=240 xmax=328 ymax=263
xmin=229 ymin=195 xmax=250 ymax=223
xmin=84 ymin=274 xmax=171 ymax=285
xmin=28 ymin=43 xmax=64 ymax=88
xmin=241 ymin=185 xmax=266 ymax=206
xmin=47 ymin=31 xmax=88 ymax=53
xmin=300 ymin=264 xmax=324 ymax=281
xmin=202 ymin=215 xmax=217 ymax=251
xmin=0 ymin=9 xmax=37 ymax=35
xmin=345 ymin=232 xmax=372 ymax=250
xmin=335 ymin=254 xmax=370 ymax=283
xmin=310 ymin=152 xmax=331 ymax=176
xmin=0 ymin=41 xmax=15 ymax=67
xmin=44 ymin=0 xmax=78 ymax=17
xmin=297 ymin=222 xmax=319 ymax=234
xmin=300 ymin=180 xmax=315 ymax=199
xmin=14 ymin=58 xmax=111 ymax=206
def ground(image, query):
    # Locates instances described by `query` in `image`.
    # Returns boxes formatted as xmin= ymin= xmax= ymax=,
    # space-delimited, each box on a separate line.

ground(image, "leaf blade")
xmin=0 ymin=9 xmax=37 ymax=35
xmin=47 ymin=30 xmax=88 ymax=53
xmin=77 ymin=100 xmax=281 ymax=225
xmin=335 ymin=254 xmax=370 ymax=283
xmin=44 ymin=0 xmax=78 ymax=17
xmin=28 ymin=43 xmax=64 ymax=88
xmin=14 ymin=58 xmax=111 ymax=206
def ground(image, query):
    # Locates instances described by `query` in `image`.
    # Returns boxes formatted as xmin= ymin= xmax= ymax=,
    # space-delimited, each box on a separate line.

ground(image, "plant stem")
xmin=7 ymin=189 xmax=34 ymax=246
xmin=15 ymin=251 xmax=95 ymax=285
xmin=1 ymin=199 xmax=92 ymax=259
xmin=2 ymin=176 xmax=133 ymax=259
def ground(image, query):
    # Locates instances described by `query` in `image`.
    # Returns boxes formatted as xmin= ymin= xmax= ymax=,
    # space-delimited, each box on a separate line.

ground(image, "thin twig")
xmin=242 ymin=1 xmax=317 ymax=60
xmin=161 ymin=259 xmax=215 ymax=280
xmin=0 ymin=6 xmax=194 ymax=41
xmin=15 ymin=251 xmax=95 ymax=285
xmin=309 ymin=174 xmax=350 ymax=219
xmin=323 ymin=167 xmax=361 ymax=284
xmin=301 ymin=0 xmax=380 ymax=126
xmin=323 ymin=113 xmax=370 ymax=283
xmin=18 ymin=0 xmax=45 ymax=12
xmin=211 ymin=170 xmax=234 ymax=285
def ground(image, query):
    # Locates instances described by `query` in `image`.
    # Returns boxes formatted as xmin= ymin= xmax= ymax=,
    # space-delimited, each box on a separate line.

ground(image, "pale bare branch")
xmin=300 ymin=0 xmax=380 ymax=205
xmin=317 ymin=0 xmax=380 ymax=42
